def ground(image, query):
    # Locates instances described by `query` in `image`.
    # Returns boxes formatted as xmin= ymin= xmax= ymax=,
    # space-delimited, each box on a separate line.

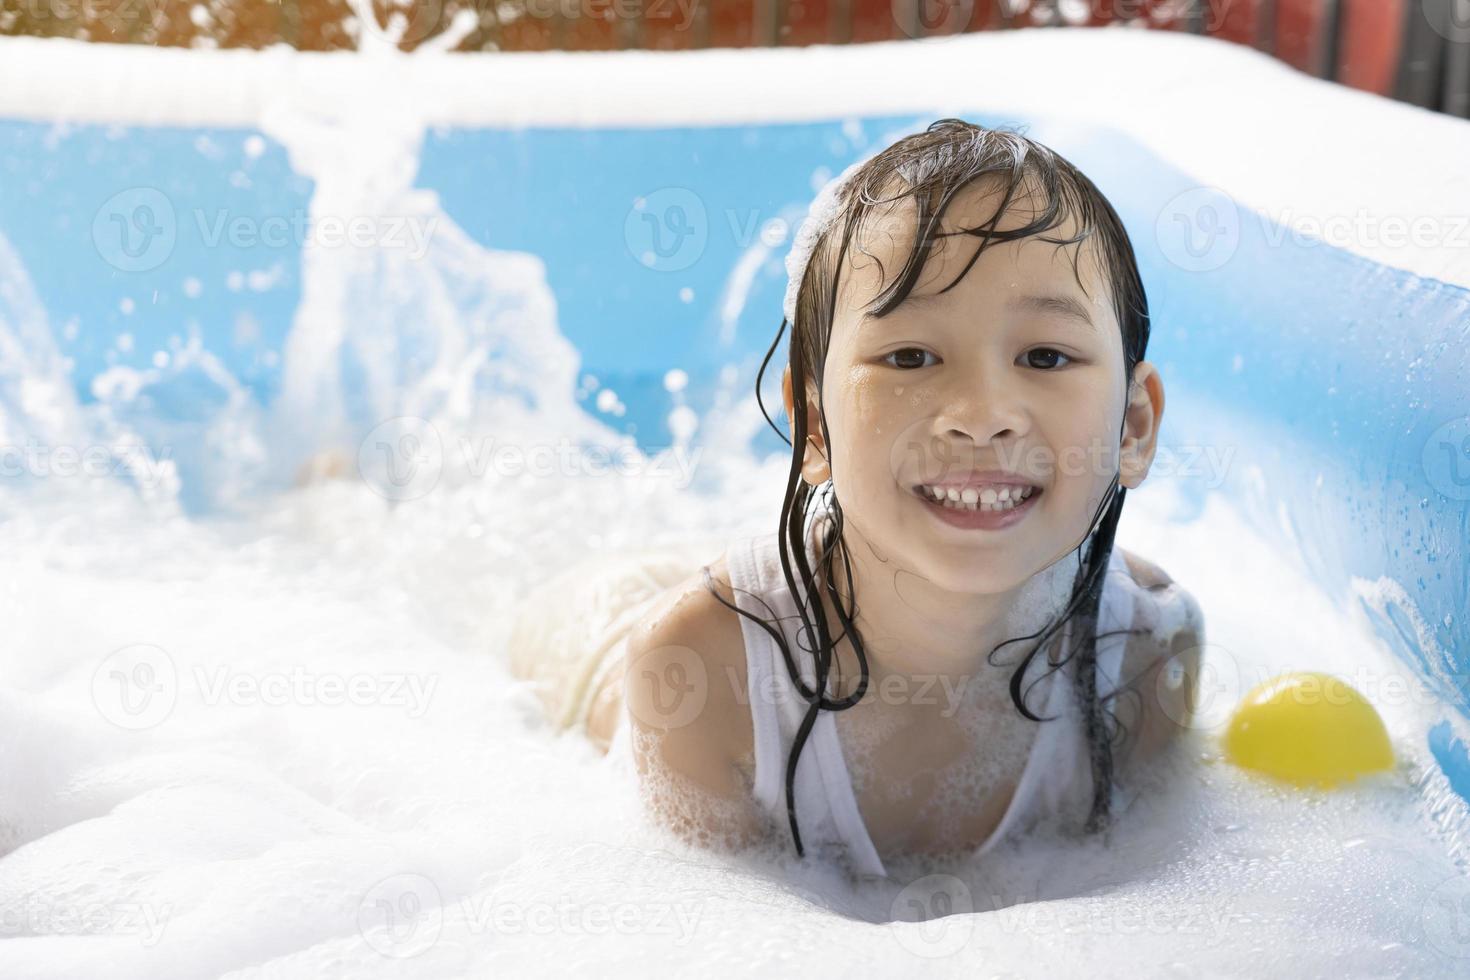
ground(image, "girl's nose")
xmin=933 ymin=370 xmax=1028 ymax=444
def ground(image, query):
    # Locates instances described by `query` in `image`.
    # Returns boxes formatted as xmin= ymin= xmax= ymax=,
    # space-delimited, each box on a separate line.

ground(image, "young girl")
xmin=508 ymin=119 xmax=1205 ymax=880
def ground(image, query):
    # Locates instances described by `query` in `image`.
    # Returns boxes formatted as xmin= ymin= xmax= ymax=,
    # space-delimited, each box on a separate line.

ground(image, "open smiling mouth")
xmin=910 ymin=481 xmax=1044 ymax=531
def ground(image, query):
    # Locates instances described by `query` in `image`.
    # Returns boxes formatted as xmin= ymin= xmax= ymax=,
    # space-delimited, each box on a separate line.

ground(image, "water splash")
xmin=0 ymin=230 xmax=181 ymax=513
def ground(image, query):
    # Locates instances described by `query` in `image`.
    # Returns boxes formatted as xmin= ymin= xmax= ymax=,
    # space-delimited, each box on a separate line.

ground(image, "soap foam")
xmin=2 ymin=444 xmax=1467 ymax=977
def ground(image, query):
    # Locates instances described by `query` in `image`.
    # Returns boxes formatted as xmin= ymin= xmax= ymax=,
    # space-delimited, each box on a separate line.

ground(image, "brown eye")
xmin=883 ymin=348 xmax=936 ymax=370
xmin=1023 ymin=348 xmax=1072 ymax=370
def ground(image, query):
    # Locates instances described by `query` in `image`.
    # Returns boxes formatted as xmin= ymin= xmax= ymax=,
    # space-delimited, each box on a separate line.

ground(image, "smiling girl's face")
xmin=792 ymin=177 xmax=1163 ymax=595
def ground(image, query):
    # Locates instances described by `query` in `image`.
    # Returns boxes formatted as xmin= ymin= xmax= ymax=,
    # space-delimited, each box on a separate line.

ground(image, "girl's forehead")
xmin=834 ymin=191 xmax=1111 ymax=324
xmin=850 ymin=174 xmax=1060 ymax=249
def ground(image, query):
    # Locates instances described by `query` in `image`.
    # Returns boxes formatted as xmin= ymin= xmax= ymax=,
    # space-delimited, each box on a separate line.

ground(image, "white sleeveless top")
xmin=606 ymin=525 xmax=1137 ymax=880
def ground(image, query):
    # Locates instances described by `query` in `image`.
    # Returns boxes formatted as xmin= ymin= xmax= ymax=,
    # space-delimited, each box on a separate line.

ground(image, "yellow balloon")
xmin=1223 ymin=671 xmax=1394 ymax=788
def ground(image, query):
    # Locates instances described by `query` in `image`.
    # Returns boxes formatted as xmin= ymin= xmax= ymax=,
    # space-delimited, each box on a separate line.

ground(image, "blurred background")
xmin=2 ymin=0 xmax=1468 ymax=116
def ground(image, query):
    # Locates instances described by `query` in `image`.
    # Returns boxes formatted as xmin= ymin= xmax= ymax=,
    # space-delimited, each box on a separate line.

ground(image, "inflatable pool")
xmin=0 ymin=24 xmax=1467 ymax=977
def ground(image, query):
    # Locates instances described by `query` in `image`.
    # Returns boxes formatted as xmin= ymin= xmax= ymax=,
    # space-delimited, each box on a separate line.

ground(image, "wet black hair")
xmin=709 ymin=118 xmax=1154 ymax=860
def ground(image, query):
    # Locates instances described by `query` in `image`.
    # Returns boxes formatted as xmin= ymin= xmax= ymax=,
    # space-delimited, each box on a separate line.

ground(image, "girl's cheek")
xmin=1057 ymin=422 xmax=1123 ymax=488
xmin=838 ymin=365 xmax=890 ymax=425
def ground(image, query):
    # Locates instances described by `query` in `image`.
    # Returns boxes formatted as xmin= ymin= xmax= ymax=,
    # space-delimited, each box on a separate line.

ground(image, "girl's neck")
xmin=800 ymin=509 xmax=1077 ymax=705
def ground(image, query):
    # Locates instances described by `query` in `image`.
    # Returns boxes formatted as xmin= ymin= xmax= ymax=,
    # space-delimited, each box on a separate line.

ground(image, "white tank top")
xmin=606 ymin=523 xmax=1138 ymax=880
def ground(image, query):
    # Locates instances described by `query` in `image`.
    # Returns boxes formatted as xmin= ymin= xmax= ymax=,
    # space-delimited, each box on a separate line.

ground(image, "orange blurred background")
xmin=1 ymin=1 xmax=1464 ymax=115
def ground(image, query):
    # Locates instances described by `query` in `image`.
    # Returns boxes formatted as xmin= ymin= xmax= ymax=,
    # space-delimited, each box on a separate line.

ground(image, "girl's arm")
xmin=1109 ymin=548 xmax=1207 ymax=773
xmin=623 ymin=572 xmax=774 ymax=852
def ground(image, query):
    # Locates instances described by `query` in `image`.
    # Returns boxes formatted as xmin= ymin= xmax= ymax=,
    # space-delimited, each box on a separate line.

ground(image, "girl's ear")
xmin=1120 ymin=361 xmax=1164 ymax=489
xmin=782 ymin=363 xmax=831 ymax=486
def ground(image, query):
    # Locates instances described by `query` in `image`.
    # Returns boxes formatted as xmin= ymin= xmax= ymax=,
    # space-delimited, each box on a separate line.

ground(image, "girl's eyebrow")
xmin=1008 ymin=293 xmax=1096 ymax=331
xmin=861 ymin=291 xmax=1096 ymax=331
xmin=859 ymin=292 xmax=944 ymax=327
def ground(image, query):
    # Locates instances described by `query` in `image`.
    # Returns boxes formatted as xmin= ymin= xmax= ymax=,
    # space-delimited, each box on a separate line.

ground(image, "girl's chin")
xmin=907 ymin=546 xmax=1050 ymax=593
xmin=921 ymin=569 xmax=1040 ymax=598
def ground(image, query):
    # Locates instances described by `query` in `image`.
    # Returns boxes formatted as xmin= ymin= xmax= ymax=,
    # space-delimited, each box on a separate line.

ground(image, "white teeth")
xmin=919 ymin=483 xmax=1036 ymax=512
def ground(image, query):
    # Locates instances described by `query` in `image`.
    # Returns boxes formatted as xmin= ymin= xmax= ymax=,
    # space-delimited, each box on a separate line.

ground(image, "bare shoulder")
xmin=1107 ymin=547 xmax=1207 ymax=774
xmin=622 ymin=554 xmax=768 ymax=848
xmin=623 ymin=555 xmax=753 ymax=759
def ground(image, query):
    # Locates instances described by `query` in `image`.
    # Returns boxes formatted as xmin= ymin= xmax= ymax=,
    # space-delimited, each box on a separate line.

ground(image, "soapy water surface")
xmin=2 ymin=445 xmax=1470 ymax=977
